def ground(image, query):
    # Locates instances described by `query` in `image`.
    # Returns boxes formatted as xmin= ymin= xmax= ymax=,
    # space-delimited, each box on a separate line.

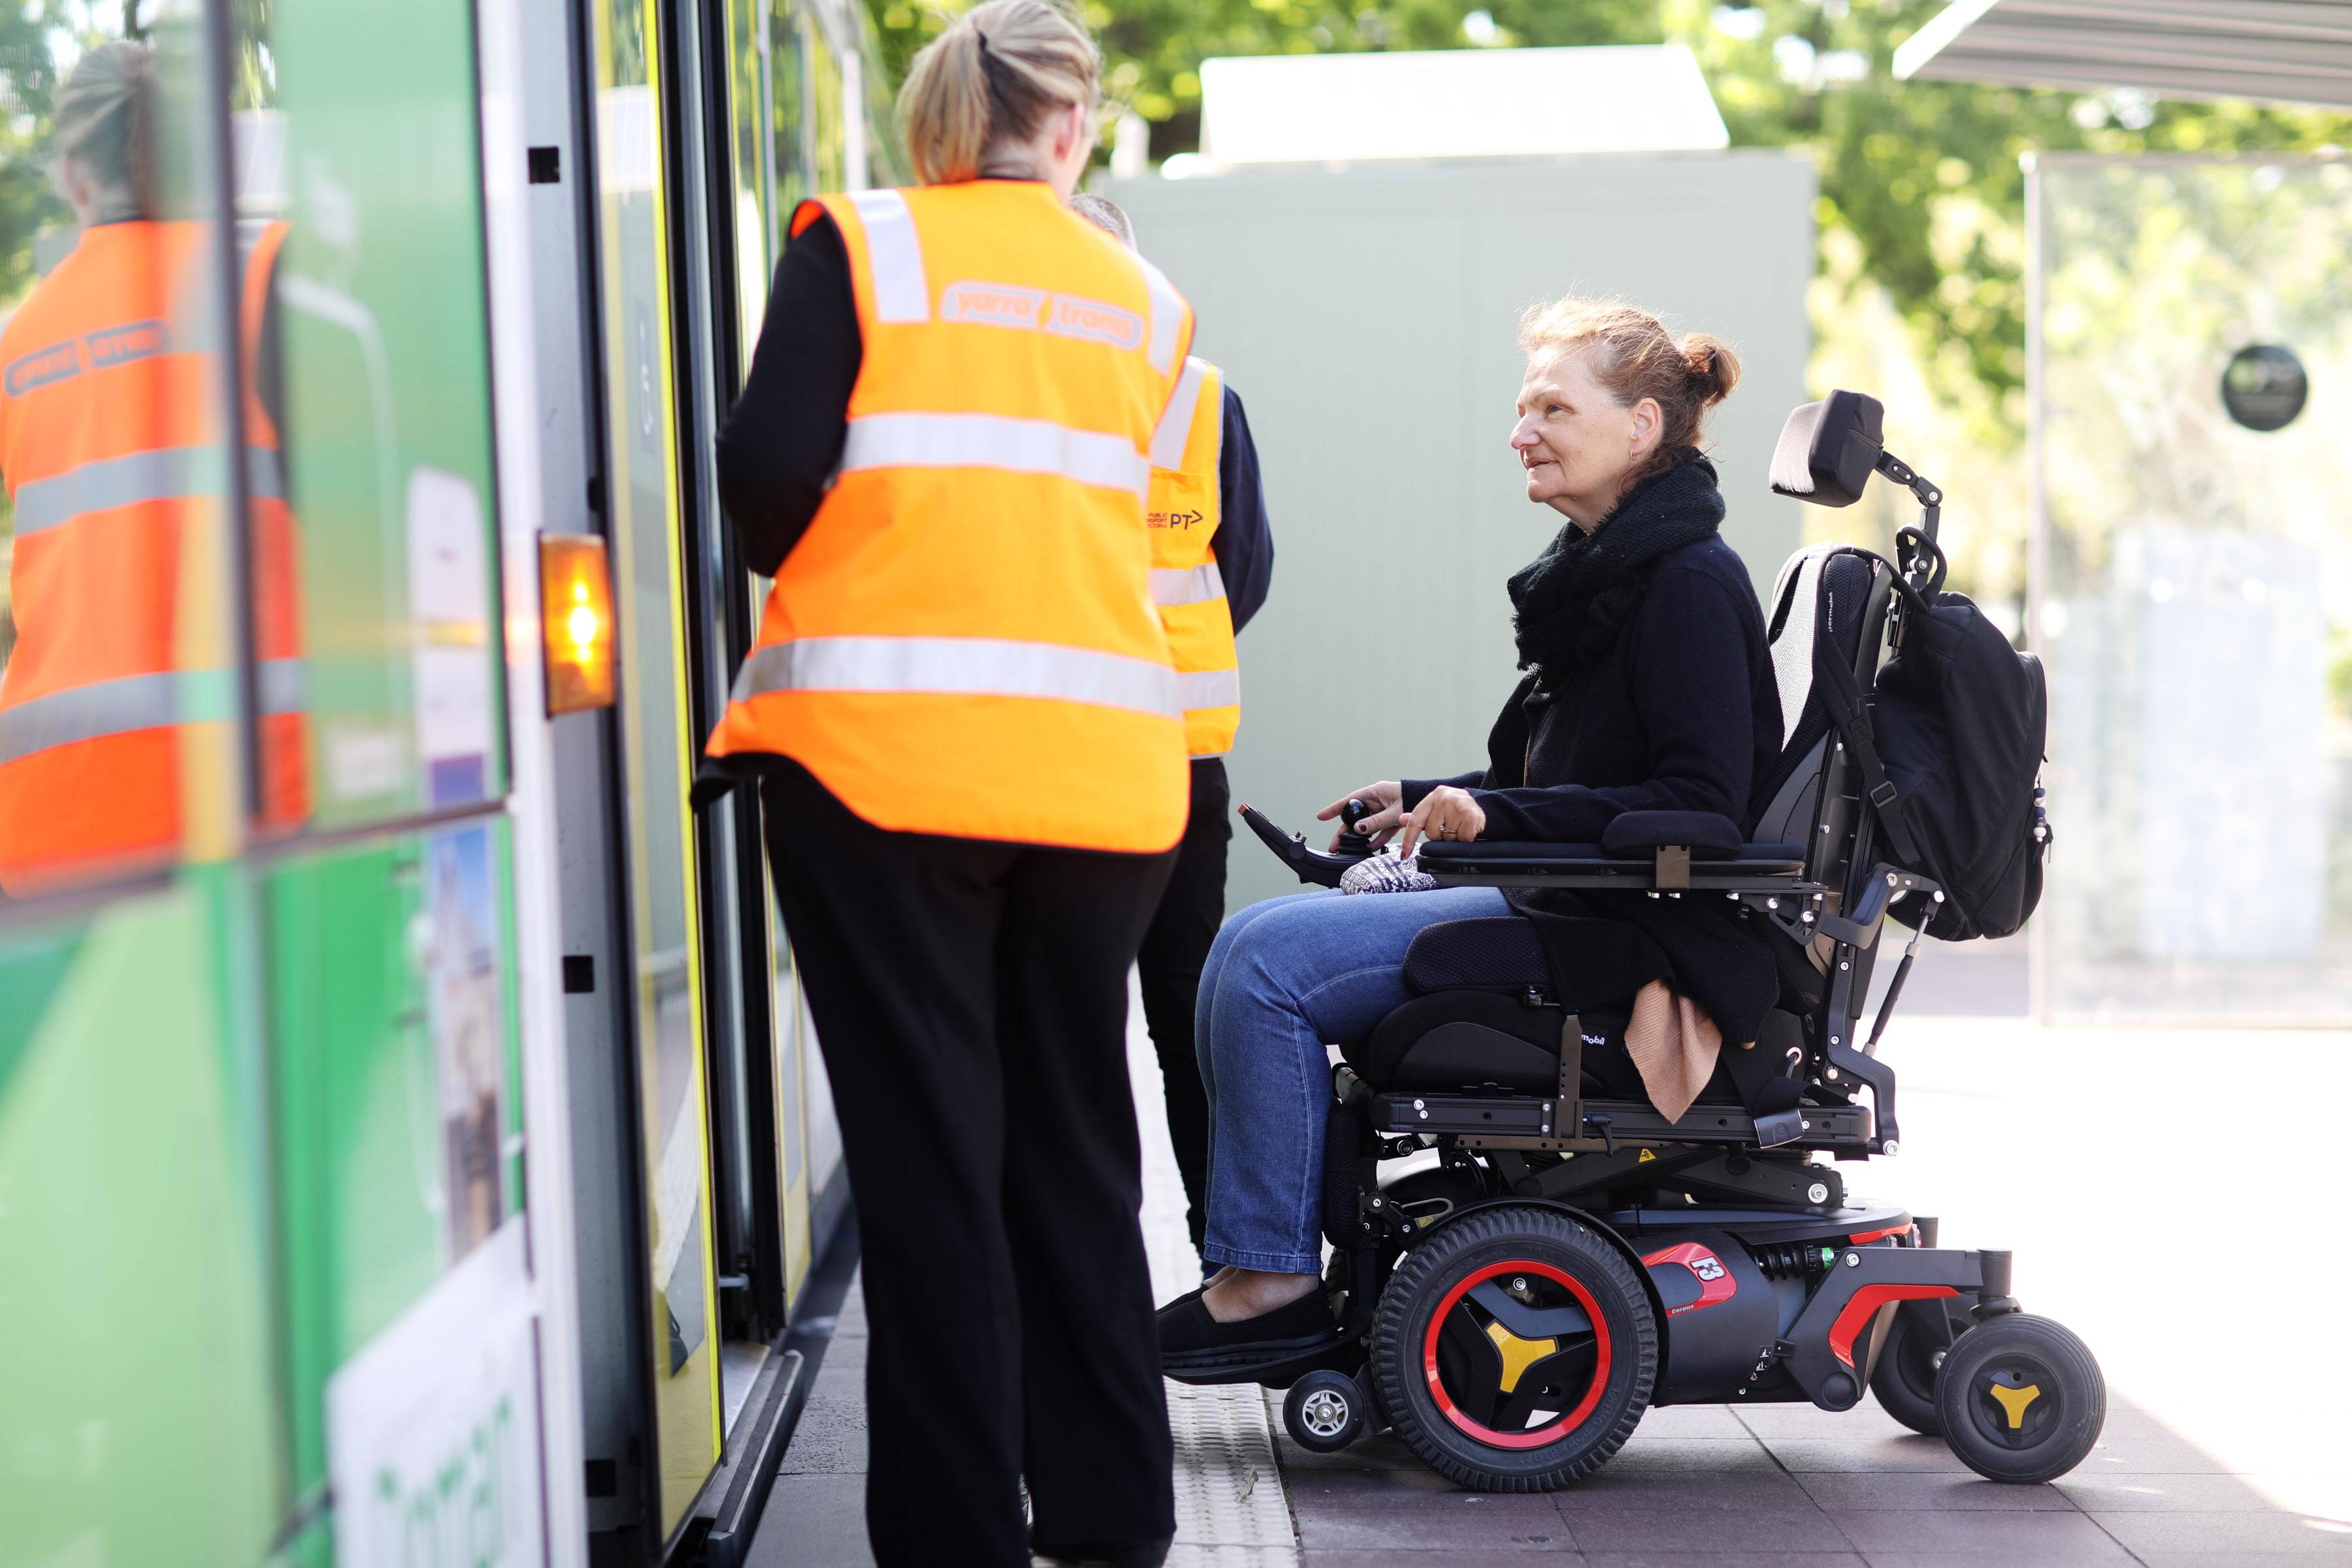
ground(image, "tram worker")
xmin=0 ymin=42 xmax=306 ymax=899
xmin=1069 ymin=192 xmax=1275 ymax=1262
xmin=704 ymin=3 xmax=1194 ymax=1562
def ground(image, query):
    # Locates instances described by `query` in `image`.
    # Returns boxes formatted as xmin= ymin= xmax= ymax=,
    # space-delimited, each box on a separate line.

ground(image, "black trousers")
xmin=1134 ymin=758 xmax=1229 ymax=1255
xmin=759 ymin=762 xmax=1177 ymax=1566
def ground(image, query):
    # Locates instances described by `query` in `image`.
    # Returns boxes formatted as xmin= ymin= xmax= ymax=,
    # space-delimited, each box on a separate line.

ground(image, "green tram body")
xmin=0 ymin=0 xmax=894 ymax=1560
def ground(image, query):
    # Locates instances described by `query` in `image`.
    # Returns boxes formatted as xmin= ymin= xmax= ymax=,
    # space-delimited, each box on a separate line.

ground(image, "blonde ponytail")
xmin=900 ymin=0 xmax=1100 ymax=186
xmin=51 ymin=41 xmax=156 ymax=221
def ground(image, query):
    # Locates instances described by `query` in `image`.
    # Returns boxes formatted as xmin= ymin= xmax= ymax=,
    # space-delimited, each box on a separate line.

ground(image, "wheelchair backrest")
xmin=1752 ymin=544 xmax=1895 ymax=898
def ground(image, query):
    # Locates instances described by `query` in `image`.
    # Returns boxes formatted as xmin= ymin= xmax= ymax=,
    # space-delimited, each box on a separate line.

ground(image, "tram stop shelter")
xmin=1898 ymin=1 xmax=2352 ymax=1025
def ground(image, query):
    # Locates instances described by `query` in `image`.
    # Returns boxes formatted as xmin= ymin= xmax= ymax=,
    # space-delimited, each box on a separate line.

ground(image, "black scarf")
xmin=1506 ymin=451 xmax=1725 ymax=670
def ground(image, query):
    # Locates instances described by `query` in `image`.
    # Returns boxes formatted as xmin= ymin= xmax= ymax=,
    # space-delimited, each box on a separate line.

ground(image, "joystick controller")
xmin=1235 ymin=798 xmax=1380 ymax=889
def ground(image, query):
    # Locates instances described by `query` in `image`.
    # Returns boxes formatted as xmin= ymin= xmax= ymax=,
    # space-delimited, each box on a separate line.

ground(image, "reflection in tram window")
xmin=233 ymin=0 xmax=508 ymax=832
xmin=0 ymin=39 xmax=253 ymax=899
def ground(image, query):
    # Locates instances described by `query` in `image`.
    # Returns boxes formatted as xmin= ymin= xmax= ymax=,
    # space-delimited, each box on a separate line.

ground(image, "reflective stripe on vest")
xmin=0 ymin=659 xmax=306 ymax=766
xmin=1149 ymin=357 xmax=1211 ymax=470
xmin=11 ymin=444 xmax=286 ymax=535
xmin=840 ymin=411 xmax=1151 ymax=495
xmin=1152 ymin=561 xmax=1226 ymax=608
xmin=731 ymin=636 xmax=1179 ymax=719
xmin=1178 ymin=668 xmax=1241 ymax=711
xmin=847 ymin=189 xmax=930 ymax=323
xmin=1145 ymin=355 xmax=1241 ymax=758
xmin=709 ymin=182 xmax=1196 ymax=851
xmin=841 ymin=184 xmax=1183 ymax=374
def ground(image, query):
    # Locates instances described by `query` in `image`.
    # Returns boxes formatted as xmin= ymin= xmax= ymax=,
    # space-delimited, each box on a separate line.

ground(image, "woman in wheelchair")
xmin=1157 ymin=297 xmax=1790 ymax=1363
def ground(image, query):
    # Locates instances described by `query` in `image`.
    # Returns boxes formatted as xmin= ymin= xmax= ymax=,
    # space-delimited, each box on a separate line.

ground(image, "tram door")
xmin=702 ymin=0 xmax=904 ymax=1318
xmin=589 ymin=0 xmax=729 ymax=1537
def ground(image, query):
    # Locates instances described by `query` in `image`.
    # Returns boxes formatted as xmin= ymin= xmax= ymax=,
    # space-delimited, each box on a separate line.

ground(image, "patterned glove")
xmin=1339 ymin=851 xmax=1438 ymax=896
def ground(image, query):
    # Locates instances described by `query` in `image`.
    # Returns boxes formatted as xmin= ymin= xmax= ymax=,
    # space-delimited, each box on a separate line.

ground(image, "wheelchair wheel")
xmin=1367 ymin=1205 xmax=1656 ymax=1492
xmin=1935 ymin=1314 xmax=2105 ymax=1484
xmin=1282 ymin=1368 xmax=1370 ymax=1453
xmin=1869 ymin=1298 xmax=1977 ymax=1435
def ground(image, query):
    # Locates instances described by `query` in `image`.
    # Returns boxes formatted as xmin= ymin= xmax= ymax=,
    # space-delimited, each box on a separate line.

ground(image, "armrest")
xmin=1419 ymin=838 xmax=1811 ymax=891
xmin=1599 ymin=811 xmax=1744 ymax=858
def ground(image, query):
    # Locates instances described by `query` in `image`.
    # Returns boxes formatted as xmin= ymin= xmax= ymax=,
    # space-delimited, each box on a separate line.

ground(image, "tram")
xmin=0 ymin=0 xmax=897 ymax=1561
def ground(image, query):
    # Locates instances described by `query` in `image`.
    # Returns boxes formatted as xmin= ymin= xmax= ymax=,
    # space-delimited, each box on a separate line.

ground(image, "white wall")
xmin=1105 ymin=152 xmax=1818 ymax=910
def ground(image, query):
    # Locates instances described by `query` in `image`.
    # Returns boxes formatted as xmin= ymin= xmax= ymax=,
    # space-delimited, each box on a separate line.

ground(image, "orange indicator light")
xmin=539 ymin=532 xmax=616 ymax=715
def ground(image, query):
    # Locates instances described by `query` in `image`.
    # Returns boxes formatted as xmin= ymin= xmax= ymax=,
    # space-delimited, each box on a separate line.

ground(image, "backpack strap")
xmin=1808 ymin=562 xmax=1925 ymax=867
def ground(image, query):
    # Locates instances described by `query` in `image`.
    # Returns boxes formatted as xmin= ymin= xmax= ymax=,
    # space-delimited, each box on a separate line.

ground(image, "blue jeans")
xmin=1194 ymin=885 xmax=1510 ymax=1275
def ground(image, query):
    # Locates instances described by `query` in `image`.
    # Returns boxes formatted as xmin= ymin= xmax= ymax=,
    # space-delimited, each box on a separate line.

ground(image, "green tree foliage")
xmin=0 ymin=3 xmax=82 ymax=315
xmin=865 ymin=0 xmax=2352 ymax=442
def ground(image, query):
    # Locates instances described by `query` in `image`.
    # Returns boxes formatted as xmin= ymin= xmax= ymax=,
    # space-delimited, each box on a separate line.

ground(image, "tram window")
xmin=229 ymin=0 xmax=508 ymax=838
xmin=0 ymin=24 xmax=245 ymax=902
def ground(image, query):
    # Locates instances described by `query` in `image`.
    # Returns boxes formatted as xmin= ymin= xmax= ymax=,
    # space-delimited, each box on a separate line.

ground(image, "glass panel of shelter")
xmin=2032 ymin=155 xmax=2352 ymax=1023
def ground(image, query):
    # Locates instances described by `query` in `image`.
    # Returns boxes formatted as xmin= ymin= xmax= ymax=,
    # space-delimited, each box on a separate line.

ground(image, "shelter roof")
xmin=1894 ymin=0 xmax=2352 ymax=109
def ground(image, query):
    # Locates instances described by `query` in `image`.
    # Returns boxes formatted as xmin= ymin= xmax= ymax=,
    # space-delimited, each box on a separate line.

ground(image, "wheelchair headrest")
xmin=1770 ymin=390 xmax=1884 ymax=508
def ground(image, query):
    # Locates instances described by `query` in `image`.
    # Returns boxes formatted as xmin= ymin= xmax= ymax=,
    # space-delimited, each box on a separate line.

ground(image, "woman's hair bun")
xmin=1680 ymin=333 xmax=1740 ymax=406
xmin=1516 ymin=297 xmax=1742 ymax=478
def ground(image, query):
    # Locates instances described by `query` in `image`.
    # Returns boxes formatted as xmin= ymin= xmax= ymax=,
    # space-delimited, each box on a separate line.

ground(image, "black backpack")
xmin=1810 ymin=547 xmax=2051 ymax=941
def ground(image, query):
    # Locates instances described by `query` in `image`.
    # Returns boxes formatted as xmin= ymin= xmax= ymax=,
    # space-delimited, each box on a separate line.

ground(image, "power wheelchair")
xmin=1171 ymin=395 xmax=2104 ymax=1491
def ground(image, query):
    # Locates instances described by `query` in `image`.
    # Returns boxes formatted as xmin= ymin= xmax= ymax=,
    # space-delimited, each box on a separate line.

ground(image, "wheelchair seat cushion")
xmin=1351 ymin=990 xmax=1584 ymax=1095
xmin=1401 ymin=917 xmax=1552 ymax=994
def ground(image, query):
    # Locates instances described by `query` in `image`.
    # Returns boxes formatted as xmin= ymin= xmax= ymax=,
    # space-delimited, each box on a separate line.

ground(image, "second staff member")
xmin=1070 ymin=193 xmax=1274 ymax=1261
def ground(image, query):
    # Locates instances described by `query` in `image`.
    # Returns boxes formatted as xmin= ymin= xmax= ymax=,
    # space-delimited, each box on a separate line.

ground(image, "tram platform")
xmin=749 ymin=990 xmax=2352 ymax=1567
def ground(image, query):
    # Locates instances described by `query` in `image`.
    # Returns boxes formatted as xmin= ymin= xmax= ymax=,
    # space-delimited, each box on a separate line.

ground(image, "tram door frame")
xmin=529 ymin=0 xmax=811 ymax=1550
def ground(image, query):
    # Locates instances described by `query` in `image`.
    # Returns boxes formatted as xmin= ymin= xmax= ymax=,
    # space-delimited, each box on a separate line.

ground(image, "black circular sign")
xmin=2221 ymin=344 xmax=2308 ymax=432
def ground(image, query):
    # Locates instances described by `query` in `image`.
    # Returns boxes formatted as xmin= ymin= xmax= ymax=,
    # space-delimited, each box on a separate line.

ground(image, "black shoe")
xmin=1157 ymin=1282 xmax=1337 ymax=1373
xmin=1028 ymin=1532 xmax=1173 ymax=1568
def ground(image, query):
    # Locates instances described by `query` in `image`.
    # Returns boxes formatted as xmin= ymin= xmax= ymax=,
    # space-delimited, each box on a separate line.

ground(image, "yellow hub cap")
xmin=1483 ymin=1321 xmax=1558 ymax=1395
xmin=1987 ymin=1380 xmax=2043 ymax=1429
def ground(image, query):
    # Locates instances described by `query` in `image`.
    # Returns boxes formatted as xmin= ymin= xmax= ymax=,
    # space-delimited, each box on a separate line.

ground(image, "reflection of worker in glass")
xmin=0 ymin=42 xmax=305 ymax=898
xmin=1069 ymin=192 xmax=1277 ymax=1264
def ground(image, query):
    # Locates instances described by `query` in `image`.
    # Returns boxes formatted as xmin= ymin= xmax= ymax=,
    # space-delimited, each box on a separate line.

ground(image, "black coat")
xmin=1403 ymin=535 xmax=1786 ymax=1056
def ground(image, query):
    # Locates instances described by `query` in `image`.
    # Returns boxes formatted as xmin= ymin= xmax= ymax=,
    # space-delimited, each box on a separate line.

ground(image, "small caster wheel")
xmin=1936 ymin=1313 xmax=2105 ymax=1483
xmin=1870 ymin=1297 xmax=1977 ymax=1435
xmin=1284 ymin=1369 xmax=1369 ymax=1453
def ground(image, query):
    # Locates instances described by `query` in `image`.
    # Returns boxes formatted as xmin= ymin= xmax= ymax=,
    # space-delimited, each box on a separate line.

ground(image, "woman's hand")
xmin=1398 ymin=786 xmax=1486 ymax=858
xmin=1318 ymin=780 xmax=1402 ymax=850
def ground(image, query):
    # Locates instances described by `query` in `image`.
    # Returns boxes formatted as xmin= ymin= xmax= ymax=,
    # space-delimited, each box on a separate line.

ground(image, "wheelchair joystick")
xmin=1236 ymin=801 xmax=1378 ymax=888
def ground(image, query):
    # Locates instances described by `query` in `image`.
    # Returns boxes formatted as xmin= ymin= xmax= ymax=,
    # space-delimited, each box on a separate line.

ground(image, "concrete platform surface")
xmin=751 ymin=1000 xmax=2352 ymax=1566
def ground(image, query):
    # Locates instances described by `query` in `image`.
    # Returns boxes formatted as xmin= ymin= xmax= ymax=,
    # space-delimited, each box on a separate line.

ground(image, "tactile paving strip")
xmin=1164 ymin=1380 xmax=1299 ymax=1565
xmin=1127 ymin=979 xmax=1301 ymax=1567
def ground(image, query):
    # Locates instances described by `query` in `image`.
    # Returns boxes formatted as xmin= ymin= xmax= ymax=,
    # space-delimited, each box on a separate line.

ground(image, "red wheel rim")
xmin=1420 ymin=1259 xmax=1612 ymax=1450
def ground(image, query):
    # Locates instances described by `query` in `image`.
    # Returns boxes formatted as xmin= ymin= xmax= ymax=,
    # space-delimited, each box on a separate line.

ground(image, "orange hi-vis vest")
xmin=0 ymin=219 xmax=308 ymax=896
xmin=1146 ymin=356 xmax=1240 ymax=758
xmin=706 ymin=181 xmax=1196 ymax=853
